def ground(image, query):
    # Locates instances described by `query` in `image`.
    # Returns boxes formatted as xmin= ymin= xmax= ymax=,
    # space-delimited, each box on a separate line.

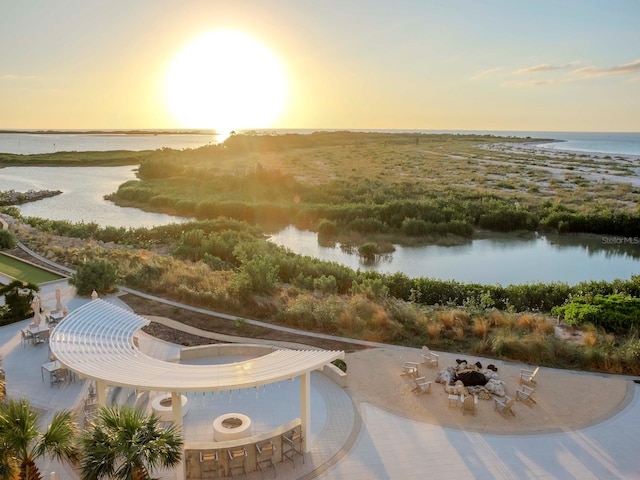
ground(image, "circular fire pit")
xmin=213 ymin=413 xmax=252 ymax=441
xmin=151 ymin=394 xmax=189 ymax=422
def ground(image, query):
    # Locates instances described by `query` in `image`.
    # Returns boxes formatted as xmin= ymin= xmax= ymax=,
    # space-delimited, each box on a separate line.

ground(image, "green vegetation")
xmin=5 ymin=131 xmax=640 ymax=375
xmin=0 ymin=279 xmax=39 ymax=325
xmin=0 ymin=230 xmax=17 ymax=250
xmin=0 ymin=149 xmax=154 ymax=167
xmin=0 ymin=398 xmax=79 ymax=480
xmin=80 ymin=405 xmax=183 ymax=480
xmin=0 ymin=253 xmax=62 ymax=284
xmin=98 ymin=132 xmax=640 ymax=244
xmin=69 ymin=258 xmax=118 ymax=296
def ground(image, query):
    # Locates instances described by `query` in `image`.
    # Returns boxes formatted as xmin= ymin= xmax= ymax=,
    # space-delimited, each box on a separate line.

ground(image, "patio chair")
xmin=516 ymin=385 xmax=536 ymax=406
xmin=36 ymin=329 xmax=50 ymax=344
xmin=50 ymin=368 xmax=69 ymax=388
xmin=421 ymin=346 xmax=439 ymax=367
xmin=199 ymin=451 xmax=220 ymax=478
xmin=461 ymin=393 xmax=477 ymax=416
xmin=282 ymin=426 xmax=304 ymax=468
xmin=401 ymin=361 xmax=420 ymax=377
xmin=494 ymin=396 xmax=516 ymax=417
xmin=227 ymin=447 xmax=247 ymax=477
xmin=412 ymin=376 xmax=432 ymax=395
xmin=256 ymin=440 xmax=275 ymax=475
xmin=20 ymin=329 xmax=35 ymax=347
xmin=519 ymin=366 xmax=540 ymax=386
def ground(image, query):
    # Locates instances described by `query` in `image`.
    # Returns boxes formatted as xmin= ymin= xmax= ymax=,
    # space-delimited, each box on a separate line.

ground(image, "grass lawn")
xmin=0 ymin=253 xmax=63 ymax=284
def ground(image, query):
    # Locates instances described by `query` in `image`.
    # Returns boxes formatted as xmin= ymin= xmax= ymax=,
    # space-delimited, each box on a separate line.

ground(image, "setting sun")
xmin=165 ymin=30 xmax=286 ymax=132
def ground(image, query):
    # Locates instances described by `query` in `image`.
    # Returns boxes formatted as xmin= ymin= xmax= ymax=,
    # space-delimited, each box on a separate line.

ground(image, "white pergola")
xmin=50 ymin=299 xmax=344 ymax=480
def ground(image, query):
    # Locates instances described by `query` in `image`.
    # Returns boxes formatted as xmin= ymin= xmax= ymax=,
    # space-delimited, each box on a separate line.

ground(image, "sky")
xmin=1 ymin=0 xmax=639 ymax=132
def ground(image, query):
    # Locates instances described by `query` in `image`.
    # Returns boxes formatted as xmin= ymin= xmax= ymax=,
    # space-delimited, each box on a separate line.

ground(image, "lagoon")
xmin=0 ymin=166 xmax=189 ymax=228
xmin=269 ymin=226 xmax=640 ymax=285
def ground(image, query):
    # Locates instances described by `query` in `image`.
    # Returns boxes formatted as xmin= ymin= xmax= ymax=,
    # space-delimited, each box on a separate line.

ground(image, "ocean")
xmin=0 ymin=129 xmax=639 ymax=156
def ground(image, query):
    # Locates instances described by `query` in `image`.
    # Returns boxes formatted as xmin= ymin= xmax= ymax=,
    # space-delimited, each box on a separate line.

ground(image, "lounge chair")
xmin=494 ymin=396 xmax=516 ymax=417
xmin=461 ymin=393 xmax=477 ymax=415
xmin=401 ymin=361 xmax=420 ymax=377
xmin=519 ymin=366 xmax=540 ymax=386
xmin=516 ymin=385 xmax=536 ymax=406
xmin=412 ymin=376 xmax=432 ymax=394
xmin=199 ymin=451 xmax=220 ymax=478
xmin=421 ymin=346 xmax=439 ymax=367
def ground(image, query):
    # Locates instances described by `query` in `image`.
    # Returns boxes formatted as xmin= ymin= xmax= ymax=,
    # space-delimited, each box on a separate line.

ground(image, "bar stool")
xmin=282 ymin=427 xmax=304 ymax=468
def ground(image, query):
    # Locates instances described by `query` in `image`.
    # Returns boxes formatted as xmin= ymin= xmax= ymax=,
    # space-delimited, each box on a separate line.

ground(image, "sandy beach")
xmin=344 ymin=346 xmax=631 ymax=434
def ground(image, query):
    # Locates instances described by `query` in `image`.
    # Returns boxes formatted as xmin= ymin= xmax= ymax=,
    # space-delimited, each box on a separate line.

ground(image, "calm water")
xmin=0 ymin=166 xmax=189 ymax=228
xmin=269 ymin=227 xmax=640 ymax=285
xmin=1 ymin=130 xmax=639 ymax=156
xmin=0 ymin=131 xmax=225 ymax=154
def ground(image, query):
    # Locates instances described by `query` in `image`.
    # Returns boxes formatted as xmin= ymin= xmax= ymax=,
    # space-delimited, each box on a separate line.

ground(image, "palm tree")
xmin=0 ymin=398 xmax=79 ymax=480
xmin=80 ymin=404 xmax=183 ymax=480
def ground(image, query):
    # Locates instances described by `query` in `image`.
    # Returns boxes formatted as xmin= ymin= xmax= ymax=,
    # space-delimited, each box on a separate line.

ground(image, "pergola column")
xmin=96 ymin=379 xmax=107 ymax=406
xmin=300 ymin=371 xmax=311 ymax=452
xmin=171 ymin=391 xmax=185 ymax=480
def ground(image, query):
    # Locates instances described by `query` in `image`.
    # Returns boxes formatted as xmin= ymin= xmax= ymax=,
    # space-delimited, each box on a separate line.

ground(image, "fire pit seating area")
xmin=435 ymin=359 xmax=506 ymax=401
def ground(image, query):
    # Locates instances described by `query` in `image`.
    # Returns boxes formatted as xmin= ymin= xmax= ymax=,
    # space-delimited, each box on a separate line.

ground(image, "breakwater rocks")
xmin=0 ymin=189 xmax=62 ymax=206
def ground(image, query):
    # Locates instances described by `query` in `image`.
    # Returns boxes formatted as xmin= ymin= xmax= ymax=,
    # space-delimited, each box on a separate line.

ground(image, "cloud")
xmin=471 ymin=67 xmax=503 ymax=81
xmin=573 ymin=59 xmax=640 ymax=77
xmin=501 ymin=79 xmax=555 ymax=87
xmin=512 ymin=62 xmax=579 ymax=75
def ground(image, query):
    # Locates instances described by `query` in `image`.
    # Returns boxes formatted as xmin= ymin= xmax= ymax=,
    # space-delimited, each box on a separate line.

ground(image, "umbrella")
xmin=31 ymin=296 xmax=43 ymax=326
xmin=91 ymin=289 xmax=99 ymax=301
xmin=55 ymin=286 xmax=63 ymax=312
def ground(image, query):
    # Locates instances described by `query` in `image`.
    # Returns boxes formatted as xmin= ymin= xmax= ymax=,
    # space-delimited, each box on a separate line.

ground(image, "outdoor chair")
xmin=461 ymin=393 xmax=477 ymax=416
xmin=20 ymin=329 xmax=35 ymax=347
xmin=227 ymin=447 xmax=247 ymax=477
xmin=36 ymin=329 xmax=50 ymax=344
xmin=519 ymin=366 xmax=540 ymax=386
xmin=256 ymin=440 xmax=276 ymax=475
xmin=494 ymin=396 xmax=516 ymax=417
xmin=421 ymin=346 xmax=439 ymax=367
xmin=50 ymin=368 xmax=69 ymax=388
xmin=516 ymin=385 xmax=536 ymax=406
xmin=282 ymin=426 xmax=304 ymax=468
xmin=412 ymin=376 xmax=432 ymax=395
xmin=199 ymin=451 xmax=220 ymax=478
xmin=401 ymin=361 xmax=420 ymax=377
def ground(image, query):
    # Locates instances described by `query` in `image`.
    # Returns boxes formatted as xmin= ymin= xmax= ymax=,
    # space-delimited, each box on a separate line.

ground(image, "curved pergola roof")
xmin=49 ymin=299 xmax=344 ymax=392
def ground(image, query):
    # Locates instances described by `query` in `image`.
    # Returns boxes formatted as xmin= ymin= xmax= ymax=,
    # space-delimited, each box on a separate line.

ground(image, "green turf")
xmin=0 ymin=253 xmax=63 ymax=284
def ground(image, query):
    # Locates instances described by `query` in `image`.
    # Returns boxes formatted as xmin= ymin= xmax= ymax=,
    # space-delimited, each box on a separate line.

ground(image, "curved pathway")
xmin=11 ymin=240 xmax=640 ymax=479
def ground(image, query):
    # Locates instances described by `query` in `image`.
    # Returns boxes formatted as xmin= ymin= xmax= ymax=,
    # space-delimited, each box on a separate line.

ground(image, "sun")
xmin=166 ymin=30 xmax=287 ymax=132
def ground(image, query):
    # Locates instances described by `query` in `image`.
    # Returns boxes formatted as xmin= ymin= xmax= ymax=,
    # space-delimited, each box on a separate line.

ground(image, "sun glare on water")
xmin=166 ymin=30 xmax=287 ymax=133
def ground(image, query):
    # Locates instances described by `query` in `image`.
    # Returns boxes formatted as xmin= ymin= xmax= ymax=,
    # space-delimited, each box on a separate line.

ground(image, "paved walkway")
xmin=3 ymin=241 xmax=640 ymax=479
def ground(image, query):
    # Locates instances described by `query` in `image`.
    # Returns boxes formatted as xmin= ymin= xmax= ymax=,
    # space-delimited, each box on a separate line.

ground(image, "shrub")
xmin=69 ymin=258 xmax=118 ymax=296
xmin=0 ymin=229 xmax=17 ymax=250
xmin=332 ymin=359 xmax=347 ymax=372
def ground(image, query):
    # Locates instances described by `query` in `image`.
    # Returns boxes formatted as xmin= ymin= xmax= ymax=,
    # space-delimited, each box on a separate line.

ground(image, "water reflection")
xmin=269 ymin=227 xmax=640 ymax=285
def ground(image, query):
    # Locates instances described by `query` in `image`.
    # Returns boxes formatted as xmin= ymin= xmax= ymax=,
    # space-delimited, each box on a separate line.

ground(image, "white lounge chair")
xmin=516 ymin=385 xmax=536 ymax=406
xmin=494 ymin=396 xmax=516 ymax=417
xmin=519 ymin=366 xmax=540 ymax=386
xmin=401 ymin=361 xmax=420 ymax=377
xmin=421 ymin=346 xmax=439 ymax=367
xmin=412 ymin=376 xmax=432 ymax=394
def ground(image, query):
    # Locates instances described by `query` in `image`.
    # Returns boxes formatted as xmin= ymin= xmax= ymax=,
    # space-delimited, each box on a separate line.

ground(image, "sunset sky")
xmin=1 ymin=0 xmax=639 ymax=132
